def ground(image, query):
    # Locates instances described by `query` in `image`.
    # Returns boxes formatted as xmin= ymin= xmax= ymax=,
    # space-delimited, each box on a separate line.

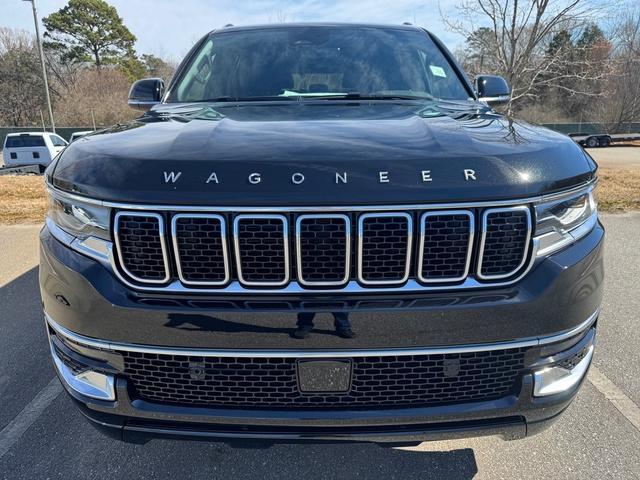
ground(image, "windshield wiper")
xmin=193 ymin=96 xmax=297 ymax=103
xmin=298 ymin=92 xmax=435 ymax=101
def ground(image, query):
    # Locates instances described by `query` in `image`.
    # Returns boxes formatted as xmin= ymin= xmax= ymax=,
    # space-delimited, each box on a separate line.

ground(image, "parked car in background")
xmin=69 ymin=131 xmax=94 ymax=142
xmin=2 ymin=132 xmax=67 ymax=167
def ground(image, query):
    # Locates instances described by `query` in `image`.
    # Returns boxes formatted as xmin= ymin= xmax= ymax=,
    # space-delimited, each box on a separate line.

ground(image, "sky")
xmin=4 ymin=0 xmax=466 ymax=60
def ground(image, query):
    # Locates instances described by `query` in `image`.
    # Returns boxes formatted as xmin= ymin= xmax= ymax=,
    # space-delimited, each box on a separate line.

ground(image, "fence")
xmin=540 ymin=123 xmax=640 ymax=135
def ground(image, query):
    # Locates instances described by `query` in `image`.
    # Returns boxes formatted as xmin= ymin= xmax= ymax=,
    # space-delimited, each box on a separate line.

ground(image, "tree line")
xmin=1 ymin=0 xmax=639 ymax=131
xmin=0 ymin=0 xmax=175 ymax=128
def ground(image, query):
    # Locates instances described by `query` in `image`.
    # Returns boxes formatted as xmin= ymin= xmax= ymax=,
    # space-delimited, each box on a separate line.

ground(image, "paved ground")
xmin=0 ymin=215 xmax=639 ymax=479
xmin=589 ymin=146 xmax=640 ymax=169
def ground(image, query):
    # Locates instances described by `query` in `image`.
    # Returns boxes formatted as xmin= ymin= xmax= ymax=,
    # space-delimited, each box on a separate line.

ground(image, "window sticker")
xmin=429 ymin=65 xmax=447 ymax=78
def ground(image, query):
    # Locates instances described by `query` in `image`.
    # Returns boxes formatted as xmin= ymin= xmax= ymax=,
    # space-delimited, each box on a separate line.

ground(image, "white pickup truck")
xmin=2 ymin=132 xmax=68 ymax=168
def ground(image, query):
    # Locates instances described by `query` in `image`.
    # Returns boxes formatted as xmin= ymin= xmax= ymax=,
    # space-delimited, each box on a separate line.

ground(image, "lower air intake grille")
xmin=122 ymin=348 xmax=527 ymax=409
xmin=480 ymin=208 xmax=531 ymax=279
xmin=115 ymin=213 xmax=168 ymax=282
xmin=234 ymin=215 xmax=288 ymax=285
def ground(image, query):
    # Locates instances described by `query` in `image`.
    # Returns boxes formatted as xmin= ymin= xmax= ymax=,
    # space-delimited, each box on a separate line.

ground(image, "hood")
xmin=51 ymin=101 xmax=595 ymax=205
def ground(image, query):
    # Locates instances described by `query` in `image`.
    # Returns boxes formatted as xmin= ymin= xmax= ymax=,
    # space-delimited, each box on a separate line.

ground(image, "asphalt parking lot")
xmin=1 ymin=214 xmax=639 ymax=480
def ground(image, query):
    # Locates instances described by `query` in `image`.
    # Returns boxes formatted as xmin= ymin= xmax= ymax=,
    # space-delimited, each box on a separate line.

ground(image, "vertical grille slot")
xmin=234 ymin=215 xmax=289 ymax=286
xmin=296 ymin=214 xmax=351 ymax=286
xmin=358 ymin=213 xmax=412 ymax=285
xmin=114 ymin=212 xmax=169 ymax=284
xmin=172 ymin=214 xmax=229 ymax=286
xmin=478 ymin=206 xmax=531 ymax=280
xmin=418 ymin=210 xmax=474 ymax=283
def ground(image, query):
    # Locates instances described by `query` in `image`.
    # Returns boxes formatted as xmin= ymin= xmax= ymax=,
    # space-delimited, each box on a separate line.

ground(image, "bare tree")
xmin=443 ymin=0 xmax=609 ymax=112
xmin=596 ymin=7 xmax=640 ymax=131
xmin=0 ymin=28 xmax=47 ymax=126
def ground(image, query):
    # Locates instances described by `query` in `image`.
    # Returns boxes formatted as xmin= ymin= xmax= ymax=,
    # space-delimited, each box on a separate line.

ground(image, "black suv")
xmin=40 ymin=23 xmax=603 ymax=444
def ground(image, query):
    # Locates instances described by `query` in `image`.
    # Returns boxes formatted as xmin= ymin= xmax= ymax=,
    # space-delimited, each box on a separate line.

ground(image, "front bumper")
xmin=40 ymin=220 xmax=604 ymax=443
xmin=46 ymin=311 xmax=597 ymax=444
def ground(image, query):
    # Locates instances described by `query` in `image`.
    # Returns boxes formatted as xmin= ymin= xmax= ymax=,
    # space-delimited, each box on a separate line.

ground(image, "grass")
xmin=595 ymin=168 xmax=640 ymax=212
xmin=0 ymin=168 xmax=638 ymax=225
xmin=0 ymin=175 xmax=47 ymax=225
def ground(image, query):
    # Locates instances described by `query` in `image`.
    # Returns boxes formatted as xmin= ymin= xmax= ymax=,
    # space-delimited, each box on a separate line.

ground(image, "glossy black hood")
xmin=51 ymin=101 xmax=595 ymax=205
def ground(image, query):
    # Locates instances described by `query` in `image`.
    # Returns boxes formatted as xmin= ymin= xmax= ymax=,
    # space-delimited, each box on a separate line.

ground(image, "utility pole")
xmin=24 ymin=0 xmax=55 ymax=133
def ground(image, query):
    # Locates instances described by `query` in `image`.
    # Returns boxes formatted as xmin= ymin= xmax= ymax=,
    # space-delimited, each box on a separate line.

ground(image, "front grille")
xmin=123 ymin=348 xmax=527 ymax=409
xmin=172 ymin=214 xmax=229 ymax=285
xmin=419 ymin=211 xmax=473 ymax=282
xmin=112 ymin=205 xmax=532 ymax=290
xmin=358 ymin=213 xmax=412 ymax=284
xmin=234 ymin=215 xmax=289 ymax=286
xmin=479 ymin=207 xmax=531 ymax=279
xmin=297 ymin=215 xmax=350 ymax=285
xmin=114 ymin=212 xmax=168 ymax=283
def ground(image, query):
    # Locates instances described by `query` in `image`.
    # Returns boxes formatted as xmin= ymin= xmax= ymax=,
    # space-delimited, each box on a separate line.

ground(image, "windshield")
xmin=169 ymin=26 xmax=471 ymax=103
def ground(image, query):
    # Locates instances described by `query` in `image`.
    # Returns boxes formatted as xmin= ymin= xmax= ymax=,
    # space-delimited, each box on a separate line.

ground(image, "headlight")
xmin=535 ymin=187 xmax=597 ymax=256
xmin=47 ymin=189 xmax=111 ymax=241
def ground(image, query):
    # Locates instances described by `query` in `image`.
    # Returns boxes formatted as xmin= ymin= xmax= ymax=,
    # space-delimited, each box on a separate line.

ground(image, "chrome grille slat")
xmin=171 ymin=214 xmax=230 ymax=286
xmin=113 ymin=211 xmax=170 ymax=284
xmin=357 ymin=213 xmax=413 ymax=286
xmin=478 ymin=206 xmax=532 ymax=280
xmin=233 ymin=214 xmax=290 ymax=287
xmin=418 ymin=210 xmax=474 ymax=283
xmin=296 ymin=214 xmax=351 ymax=286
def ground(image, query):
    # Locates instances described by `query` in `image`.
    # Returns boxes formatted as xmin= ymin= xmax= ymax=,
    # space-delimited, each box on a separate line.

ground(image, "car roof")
xmin=6 ymin=132 xmax=49 ymax=137
xmin=212 ymin=22 xmax=427 ymax=35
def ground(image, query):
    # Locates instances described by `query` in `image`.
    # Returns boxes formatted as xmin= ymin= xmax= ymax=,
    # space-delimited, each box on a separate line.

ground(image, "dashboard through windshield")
xmin=168 ymin=26 xmax=472 ymax=103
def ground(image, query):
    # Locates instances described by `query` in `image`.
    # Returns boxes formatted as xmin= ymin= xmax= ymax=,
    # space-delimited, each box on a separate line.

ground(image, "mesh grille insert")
xmin=122 ymin=348 xmax=527 ymax=409
xmin=174 ymin=215 xmax=228 ymax=284
xmin=480 ymin=209 xmax=530 ymax=278
xmin=359 ymin=214 xmax=411 ymax=284
xmin=235 ymin=216 xmax=288 ymax=285
xmin=115 ymin=214 xmax=167 ymax=282
xmin=297 ymin=216 xmax=349 ymax=285
xmin=420 ymin=213 xmax=472 ymax=281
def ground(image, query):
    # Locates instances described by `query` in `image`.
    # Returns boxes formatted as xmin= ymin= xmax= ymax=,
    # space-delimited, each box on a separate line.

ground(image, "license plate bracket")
xmin=296 ymin=359 xmax=353 ymax=393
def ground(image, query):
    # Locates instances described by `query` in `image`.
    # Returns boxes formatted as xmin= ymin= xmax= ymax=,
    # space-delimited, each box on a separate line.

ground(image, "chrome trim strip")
xmin=477 ymin=206 xmax=532 ymax=281
xmin=171 ymin=213 xmax=230 ymax=286
xmin=45 ymin=309 xmax=598 ymax=358
xmin=417 ymin=210 xmax=474 ymax=284
xmin=45 ymin=180 xmax=596 ymax=212
xmin=533 ymin=344 xmax=594 ymax=396
xmin=48 ymin=333 xmax=116 ymax=401
xmin=45 ymin=217 xmax=75 ymax=246
xmin=233 ymin=214 xmax=290 ymax=287
xmin=296 ymin=214 xmax=351 ymax=287
xmin=357 ymin=212 xmax=413 ymax=286
xmin=113 ymin=211 xmax=171 ymax=285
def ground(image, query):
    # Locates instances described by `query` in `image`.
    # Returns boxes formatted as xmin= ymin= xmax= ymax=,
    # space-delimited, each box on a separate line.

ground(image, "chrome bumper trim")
xmin=49 ymin=339 xmax=115 ymax=401
xmin=45 ymin=309 xmax=598 ymax=359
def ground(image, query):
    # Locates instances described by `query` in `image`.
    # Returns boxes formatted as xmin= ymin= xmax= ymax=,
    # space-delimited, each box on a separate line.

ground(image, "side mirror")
xmin=475 ymin=75 xmax=511 ymax=106
xmin=128 ymin=78 xmax=165 ymax=111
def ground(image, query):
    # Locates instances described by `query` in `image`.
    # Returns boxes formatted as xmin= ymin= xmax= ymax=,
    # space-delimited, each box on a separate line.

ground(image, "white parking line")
xmin=0 ymin=377 xmax=62 ymax=458
xmin=589 ymin=366 xmax=640 ymax=432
